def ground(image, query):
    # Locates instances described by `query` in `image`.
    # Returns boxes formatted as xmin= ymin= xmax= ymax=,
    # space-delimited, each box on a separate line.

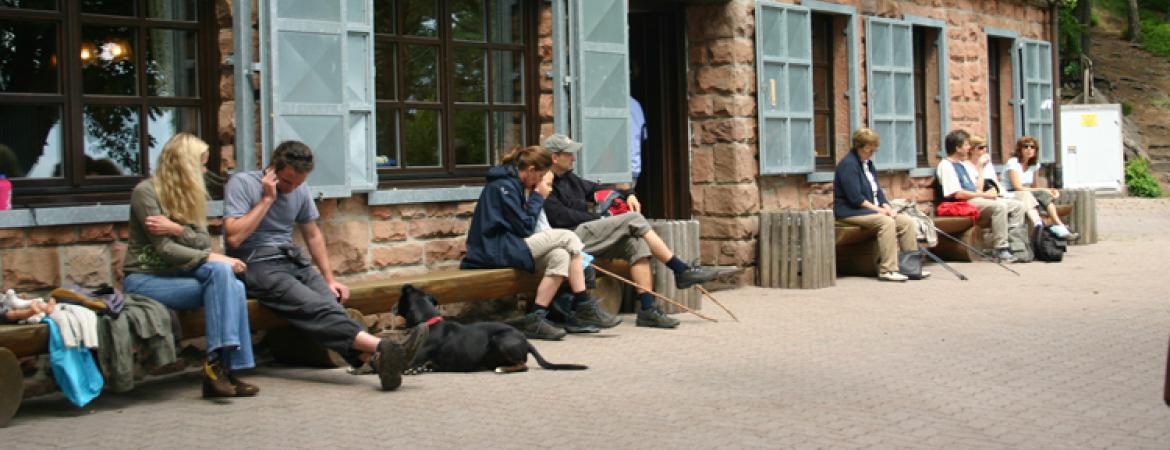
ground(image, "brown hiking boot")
xmin=202 ymin=360 xmax=236 ymax=398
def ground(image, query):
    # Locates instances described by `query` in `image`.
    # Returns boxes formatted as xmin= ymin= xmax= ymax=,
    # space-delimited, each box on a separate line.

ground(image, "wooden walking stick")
xmin=589 ymin=264 xmax=718 ymax=323
xmin=694 ymin=285 xmax=738 ymax=322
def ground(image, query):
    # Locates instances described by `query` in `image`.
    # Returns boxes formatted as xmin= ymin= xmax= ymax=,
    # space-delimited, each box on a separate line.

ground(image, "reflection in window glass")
xmin=0 ymin=0 xmax=57 ymax=10
xmin=454 ymin=109 xmax=488 ymax=166
xmin=450 ymin=0 xmax=484 ymax=41
xmin=0 ymin=104 xmax=63 ymax=178
xmin=402 ymin=0 xmax=436 ymax=37
xmin=81 ymin=0 xmax=134 ymax=16
xmin=373 ymin=0 xmax=396 ymax=34
xmin=147 ymin=29 xmax=199 ymax=97
xmin=453 ymin=47 xmax=485 ymax=103
xmin=81 ymin=26 xmax=137 ymax=96
xmin=402 ymin=109 xmax=439 ymax=167
xmin=84 ymin=105 xmax=140 ymax=176
xmin=376 ymin=105 xmax=399 ymax=168
xmin=145 ymin=0 xmax=197 ymax=21
xmin=147 ymin=106 xmax=200 ymax=173
xmin=493 ymin=111 xmax=524 ymax=158
xmin=374 ymin=38 xmax=395 ymax=100
xmin=404 ymin=44 xmax=438 ymax=101
xmin=491 ymin=50 xmax=522 ymax=104
xmin=490 ymin=0 xmax=522 ymax=43
xmin=0 ymin=21 xmax=59 ymax=93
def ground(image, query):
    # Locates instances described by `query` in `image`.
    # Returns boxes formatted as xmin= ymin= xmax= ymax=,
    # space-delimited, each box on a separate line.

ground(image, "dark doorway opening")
xmin=628 ymin=4 xmax=691 ymax=220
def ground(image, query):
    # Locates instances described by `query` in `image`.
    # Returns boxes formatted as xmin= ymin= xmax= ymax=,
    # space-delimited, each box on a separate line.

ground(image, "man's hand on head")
xmin=261 ymin=168 xmax=278 ymax=203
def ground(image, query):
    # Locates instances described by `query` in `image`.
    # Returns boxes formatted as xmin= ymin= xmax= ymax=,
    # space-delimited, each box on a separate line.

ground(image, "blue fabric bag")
xmin=44 ymin=317 xmax=104 ymax=407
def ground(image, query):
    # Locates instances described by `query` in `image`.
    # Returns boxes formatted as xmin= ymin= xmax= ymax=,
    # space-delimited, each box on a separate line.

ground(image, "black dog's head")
xmin=396 ymin=284 xmax=441 ymax=327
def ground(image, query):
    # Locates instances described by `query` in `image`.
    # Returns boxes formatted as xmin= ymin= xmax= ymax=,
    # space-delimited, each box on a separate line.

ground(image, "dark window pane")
xmin=81 ymin=0 xmax=134 ymax=16
xmin=453 ymin=109 xmax=487 ymax=166
xmin=81 ymin=26 xmax=137 ymax=95
xmin=450 ymin=0 xmax=484 ymax=42
xmin=146 ymin=29 xmax=199 ymax=97
xmin=0 ymin=104 xmax=63 ymax=178
xmin=0 ymin=0 xmax=57 ymax=10
xmin=146 ymin=106 xmax=200 ymax=173
xmin=492 ymin=111 xmax=523 ymax=162
xmin=452 ymin=47 xmax=485 ymax=103
xmin=373 ymin=0 xmax=395 ymax=34
xmin=0 ymin=20 xmax=59 ymax=93
xmin=402 ymin=0 xmax=436 ymax=37
xmin=404 ymin=44 xmax=437 ymax=101
xmin=146 ymin=0 xmax=197 ymax=21
xmin=374 ymin=38 xmax=395 ymax=100
xmin=402 ymin=108 xmax=439 ymax=167
xmin=491 ymin=49 xmax=522 ymax=104
xmin=376 ymin=105 xmax=399 ymax=168
xmin=490 ymin=0 xmax=522 ymax=44
xmin=83 ymin=105 xmax=140 ymax=176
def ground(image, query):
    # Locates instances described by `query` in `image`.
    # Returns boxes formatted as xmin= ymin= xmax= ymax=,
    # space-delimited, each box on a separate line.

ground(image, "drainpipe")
xmin=232 ymin=0 xmax=256 ymax=173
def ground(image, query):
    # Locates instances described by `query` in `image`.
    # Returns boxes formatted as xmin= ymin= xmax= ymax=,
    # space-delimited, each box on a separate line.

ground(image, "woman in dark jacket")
xmin=461 ymin=146 xmax=590 ymax=340
xmin=833 ymin=128 xmax=925 ymax=282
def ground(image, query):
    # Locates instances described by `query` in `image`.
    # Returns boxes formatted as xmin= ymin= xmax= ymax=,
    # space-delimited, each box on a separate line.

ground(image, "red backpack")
xmin=592 ymin=189 xmax=630 ymax=216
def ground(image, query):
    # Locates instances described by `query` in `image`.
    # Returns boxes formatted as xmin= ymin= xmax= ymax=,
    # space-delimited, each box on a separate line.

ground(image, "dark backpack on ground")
xmin=1034 ymin=227 xmax=1067 ymax=262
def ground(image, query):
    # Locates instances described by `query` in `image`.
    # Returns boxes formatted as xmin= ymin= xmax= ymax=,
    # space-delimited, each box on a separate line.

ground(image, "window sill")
xmin=908 ymin=168 xmax=936 ymax=178
xmin=367 ymin=186 xmax=483 ymax=206
xmin=0 ymin=201 xmax=224 ymax=229
xmin=806 ymin=172 xmax=835 ymax=183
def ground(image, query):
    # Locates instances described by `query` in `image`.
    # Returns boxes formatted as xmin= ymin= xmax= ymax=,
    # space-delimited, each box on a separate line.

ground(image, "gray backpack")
xmin=1006 ymin=224 xmax=1034 ymax=263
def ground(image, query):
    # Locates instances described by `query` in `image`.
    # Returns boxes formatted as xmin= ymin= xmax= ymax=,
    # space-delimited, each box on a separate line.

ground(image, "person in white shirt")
xmin=964 ymin=134 xmax=1027 ymax=231
xmin=936 ymin=130 xmax=1018 ymax=262
xmin=1000 ymin=136 xmax=1077 ymax=239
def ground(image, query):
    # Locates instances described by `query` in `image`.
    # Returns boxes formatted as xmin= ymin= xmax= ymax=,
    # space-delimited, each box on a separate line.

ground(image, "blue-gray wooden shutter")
xmin=1019 ymin=39 xmax=1055 ymax=163
xmin=261 ymin=0 xmax=375 ymax=198
xmin=865 ymin=17 xmax=915 ymax=170
xmin=571 ymin=0 xmax=631 ymax=183
xmin=755 ymin=1 xmax=814 ymax=175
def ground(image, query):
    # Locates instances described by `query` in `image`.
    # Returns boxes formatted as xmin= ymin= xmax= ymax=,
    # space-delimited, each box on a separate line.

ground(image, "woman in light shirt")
xmin=999 ymin=136 xmax=1077 ymax=239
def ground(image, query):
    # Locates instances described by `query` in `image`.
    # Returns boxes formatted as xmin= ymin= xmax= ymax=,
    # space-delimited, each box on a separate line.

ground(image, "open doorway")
xmin=628 ymin=4 xmax=691 ymax=219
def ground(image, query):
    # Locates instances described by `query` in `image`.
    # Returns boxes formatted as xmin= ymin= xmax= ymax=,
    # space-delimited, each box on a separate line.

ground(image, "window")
xmin=987 ymin=37 xmax=1007 ymax=164
xmin=811 ymin=13 xmax=835 ymax=169
xmin=374 ymin=0 xmax=533 ymax=182
xmin=0 ymin=0 xmax=216 ymax=206
xmin=912 ymin=26 xmax=931 ymax=167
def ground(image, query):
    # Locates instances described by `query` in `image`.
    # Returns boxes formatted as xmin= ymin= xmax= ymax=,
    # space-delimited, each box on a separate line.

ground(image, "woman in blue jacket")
xmin=833 ymin=128 xmax=925 ymax=282
xmin=462 ymin=146 xmax=590 ymax=340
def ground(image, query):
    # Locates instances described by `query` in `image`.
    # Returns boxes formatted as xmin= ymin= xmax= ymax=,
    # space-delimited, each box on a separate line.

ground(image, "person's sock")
xmin=638 ymin=293 xmax=655 ymax=311
xmin=571 ymin=290 xmax=590 ymax=308
xmin=665 ymin=256 xmax=690 ymax=274
xmin=530 ymin=304 xmax=548 ymax=316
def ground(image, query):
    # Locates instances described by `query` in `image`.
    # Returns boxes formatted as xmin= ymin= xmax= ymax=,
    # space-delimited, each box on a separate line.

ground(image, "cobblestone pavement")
xmin=6 ymin=198 xmax=1170 ymax=448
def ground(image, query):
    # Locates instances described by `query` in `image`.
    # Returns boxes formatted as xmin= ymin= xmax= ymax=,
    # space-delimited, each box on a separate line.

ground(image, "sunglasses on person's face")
xmin=1023 ymin=144 xmax=1037 ymax=149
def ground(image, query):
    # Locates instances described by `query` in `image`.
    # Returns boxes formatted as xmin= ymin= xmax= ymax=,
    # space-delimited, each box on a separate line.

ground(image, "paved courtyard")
xmin=6 ymin=198 xmax=1170 ymax=448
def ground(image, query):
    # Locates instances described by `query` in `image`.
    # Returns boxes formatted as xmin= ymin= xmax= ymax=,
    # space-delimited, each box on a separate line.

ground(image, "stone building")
xmin=0 ymin=0 xmax=1059 ymax=290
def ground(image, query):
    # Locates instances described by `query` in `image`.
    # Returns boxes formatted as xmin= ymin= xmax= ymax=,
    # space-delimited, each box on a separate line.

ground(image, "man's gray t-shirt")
xmin=223 ymin=170 xmax=319 ymax=256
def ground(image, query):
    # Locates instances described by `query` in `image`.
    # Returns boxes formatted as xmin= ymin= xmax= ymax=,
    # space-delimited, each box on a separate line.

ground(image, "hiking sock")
xmin=571 ymin=290 xmax=590 ymax=308
xmin=665 ymin=256 xmax=690 ymax=274
xmin=530 ymin=304 xmax=549 ymax=316
xmin=638 ymin=293 xmax=656 ymax=311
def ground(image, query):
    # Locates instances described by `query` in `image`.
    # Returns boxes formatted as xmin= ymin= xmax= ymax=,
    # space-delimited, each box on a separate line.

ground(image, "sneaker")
xmin=1049 ymin=224 xmax=1071 ymax=238
xmin=516 ymin=311 xmax=567 ymax=341
xmin=573 ymin=297 xmax=622 ymax=329
xmin=995 ymin=249 xmax=1019 ymax=263
xmin=878 ymin=271 xmax=908 ymax=282
xmin=374 ymin=338 xmax=406 ymax=391
xmin=918 ymin=270 xmax=932 ymax=279
xmin=636 ymin=307 xmax=680 ymax=328
xmin=674 ymin=264 xmax=720 ymax=289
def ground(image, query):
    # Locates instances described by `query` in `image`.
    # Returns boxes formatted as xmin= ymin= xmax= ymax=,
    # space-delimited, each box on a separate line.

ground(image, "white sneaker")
xmin=919 ymin=270 xmax=932 ymax=279
xmin=879 ymin=272 xmax=909 ymax=282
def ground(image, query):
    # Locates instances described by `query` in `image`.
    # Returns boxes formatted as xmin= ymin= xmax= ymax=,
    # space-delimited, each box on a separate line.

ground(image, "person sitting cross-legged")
xmin=541 ymin=134 xmax=719 ymax=329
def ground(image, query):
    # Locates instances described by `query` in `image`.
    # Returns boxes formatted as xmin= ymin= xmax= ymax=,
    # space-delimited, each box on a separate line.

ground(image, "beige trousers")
xmin=524 ymin=229 xmax=584 ymax=277
xmin=839 ymin=213 xmax=918 ymax=274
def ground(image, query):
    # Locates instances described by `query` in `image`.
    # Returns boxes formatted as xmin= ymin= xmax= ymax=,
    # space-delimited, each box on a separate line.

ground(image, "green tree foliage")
xmin=1125 ymin=157 xmax=1164 ymax=197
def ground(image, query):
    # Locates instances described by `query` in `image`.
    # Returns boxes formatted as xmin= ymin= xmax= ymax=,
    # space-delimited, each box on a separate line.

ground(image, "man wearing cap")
xmin=542 ymin=134 xmax=719 ymax=328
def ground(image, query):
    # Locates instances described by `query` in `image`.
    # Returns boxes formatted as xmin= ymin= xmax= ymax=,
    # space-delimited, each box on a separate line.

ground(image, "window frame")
xmin=0 ymin=1 xmax=220 ymax=207
xmin=810 ymin=13 xmax=836 ymax=170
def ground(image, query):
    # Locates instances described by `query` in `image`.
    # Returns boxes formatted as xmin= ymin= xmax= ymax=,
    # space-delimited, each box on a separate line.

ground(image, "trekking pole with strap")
xmin=919 ymin=245 xmax=968 ymax=281
xmin=933 ymin=225 xmax=1020 ymax=276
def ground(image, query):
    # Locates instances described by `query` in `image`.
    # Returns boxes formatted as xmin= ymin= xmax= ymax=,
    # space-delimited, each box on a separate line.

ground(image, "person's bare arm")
xmin=299 ymin=221 xmax=350 ymax=303
xmin=224 ymin=169 xmax=279 ymax=249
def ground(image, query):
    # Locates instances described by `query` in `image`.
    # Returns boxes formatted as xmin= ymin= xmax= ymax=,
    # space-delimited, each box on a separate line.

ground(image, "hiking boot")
xmin=228 ymin=373 xmax=259 ymax=397
xmin=878 ymin=271 xmax=909 ymax=282
xmin=995 ymin=248 xmax=1019 ymax=263
xmin=636 ymin=307 xmax=680 ymax=328
xmin=395 ymin=323 xmax=429 ymax=365
xmin=573 ymin=297 xmax=622 ymax=329
xmin=202 ymin=360 xmax=236 ymax=398
xmin=556 ymin=314 xmax=601 ymax=334
xmin=516 ymin=311 xmax=567 ymax=341
xmin=374 ymin=338 xmax=406 ymax=391
xmin=674 ymin=264 xmax=720 ymax=290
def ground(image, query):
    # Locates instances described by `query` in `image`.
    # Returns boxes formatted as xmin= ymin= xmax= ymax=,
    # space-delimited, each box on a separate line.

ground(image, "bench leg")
xmin=0 ymin=347 xmax=22 ymax=427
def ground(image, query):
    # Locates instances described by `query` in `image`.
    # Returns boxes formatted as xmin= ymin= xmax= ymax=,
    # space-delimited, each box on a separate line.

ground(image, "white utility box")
xmin=1059 ymin=104 xmax=1125 ymax=193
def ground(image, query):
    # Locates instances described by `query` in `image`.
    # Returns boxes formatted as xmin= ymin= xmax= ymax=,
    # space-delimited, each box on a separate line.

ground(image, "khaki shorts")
xmin=573 ymin=212 xmax=654 ymax=263
xmin=524 ymin=229 xmax=583 ymax=277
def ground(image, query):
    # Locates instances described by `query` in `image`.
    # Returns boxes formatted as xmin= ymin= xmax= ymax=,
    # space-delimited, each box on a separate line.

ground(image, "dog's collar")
xmin=425 ymin=316 xmax=444 ymax=326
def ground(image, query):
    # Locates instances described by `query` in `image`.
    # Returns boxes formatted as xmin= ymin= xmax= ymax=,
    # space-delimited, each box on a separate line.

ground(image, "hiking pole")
xmin=932 ymin=225 xmax=1020 ymax=276
xmin=589 ymin=264 xmax=718 ymax=323
xmin=693 ymin=285 xmax=739 ymax=322
xmin=919 ymin=245 xmax=968 ymax=281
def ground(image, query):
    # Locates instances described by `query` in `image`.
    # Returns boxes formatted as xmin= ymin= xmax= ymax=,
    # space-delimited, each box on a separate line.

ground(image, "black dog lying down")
xmin=395 ymin=285 xmax=587 ymax=374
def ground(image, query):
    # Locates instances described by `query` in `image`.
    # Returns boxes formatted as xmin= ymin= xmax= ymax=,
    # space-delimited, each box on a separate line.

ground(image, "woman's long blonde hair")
xmin=153 ymin=133 xmax=208 ymax=227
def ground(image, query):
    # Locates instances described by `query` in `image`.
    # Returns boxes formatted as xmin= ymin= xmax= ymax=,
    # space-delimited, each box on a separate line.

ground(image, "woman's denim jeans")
xmin=123 ymin=262 xmax=255 ymax=371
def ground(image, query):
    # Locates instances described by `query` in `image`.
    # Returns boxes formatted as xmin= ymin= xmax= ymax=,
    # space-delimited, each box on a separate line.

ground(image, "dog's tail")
xmin=527 ymin=343 xmax=587 ymax=370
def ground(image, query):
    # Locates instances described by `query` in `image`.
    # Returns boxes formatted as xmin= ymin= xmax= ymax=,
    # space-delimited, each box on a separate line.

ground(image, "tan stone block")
xmin=110 ymin=242 xmax=127 ymax=285
xmin=219 ymin=71 xmax=234 ymax=101
xmin=688 ymin=42 xmax=708 ymax=66
xmin=62 ymin=245 xmax=110 ymax=288
xmin=759 ymin=177 xmax=802 ymax=210
xmin=541 ymin=122 xmax=555 ymax=140
xmin=538 ymin=5 xmax=552 ymax=37
xmin=720 ymin=240 xmax=756 ymax=267
xmin=808 ymin=182 xmax=833 ymax=195
xmin=0 ymin=229 xmax=24 ymax=249
xmin=322 ymin=220 xmax=369 ymax=274
xmin=691 ymin=146 xmax=714 ymax=184
xmin=398 ymin=205 xmax=428 ymax=219
xmin=809 ymin=193 xmax=834 ymax=210
xmin=316 ymin=198 xmax=338 ymax=220
xmin=700 ymin=239 xmax=720 ymax=266
xmin=370 ymin=205 xmax=396 ymax=220
xmin=424 ymin=203 xmax=459 ymax=217
xmin=409 ymin=219 xmax=469 ymax=239
xmin=425 ymin=238 xmax=466 ymax=264
xmin=700 ymin=217 xmax=758 ymax=240
xmin=456 ymin=201 xmax=477 ymax=217
xmin=701 ymin=185 xmax=759 ymax=215
xmin=115 ymin=224 xmax=130 ymax=240
xmin=79 ymin=224 xmax=115 ymax=243
xmin=732 ymin=95 xmax=756 ymax=117
xmin=338 ymin=194 xmax=368 ymax=216
xmin=29 ymin=226 xmax=77 ymax=246
xmin=218 ymin=101 xmax=236 ymax=145
xmin=731 ymin=66 xmax=756 ymax=94
xmin=539 ymin=92 xmax=554 ymax=120
xmin=696 ymin=66 xmax=733 ymax=93
xmin=371 ymin=244 xmax=424 ymax=268
xmin=3 ymin=248 xmax=59 ymax=290
xmin=371 ymin=220 xmax=408 ymax=242
xmin=218 ymin=29 xmax=233 ymax=64
xmin=689 ymin=95 xmax=713 ymax=118
xmin=713 ymin=143 xmax=757 ymax=183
